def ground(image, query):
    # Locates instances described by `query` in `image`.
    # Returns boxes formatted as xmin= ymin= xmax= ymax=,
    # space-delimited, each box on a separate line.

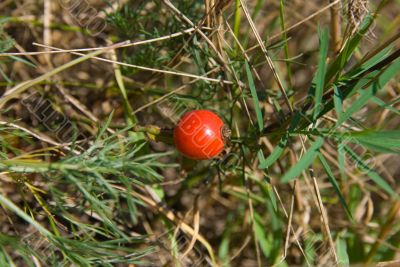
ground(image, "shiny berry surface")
xmin=174 ymin=110 xmax=226 ymax=160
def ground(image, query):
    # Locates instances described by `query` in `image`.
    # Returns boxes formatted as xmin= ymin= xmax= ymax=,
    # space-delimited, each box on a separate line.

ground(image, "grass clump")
xmin=0 ymin=0 xmax=399 ymax=266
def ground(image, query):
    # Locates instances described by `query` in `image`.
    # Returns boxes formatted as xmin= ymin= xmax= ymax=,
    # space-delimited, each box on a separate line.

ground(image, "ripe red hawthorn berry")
xmin=174 ymin=110 xmax=230 ymax=160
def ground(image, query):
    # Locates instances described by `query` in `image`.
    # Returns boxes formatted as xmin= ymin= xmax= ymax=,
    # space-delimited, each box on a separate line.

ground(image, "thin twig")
xmin=33 ymin=43 xmax=234 ymax=85
xmin=245 ymin=0 xmax=341 ymax=53
xmin=239 ymin=0 xmax=292 ymax=114
xmin=310 ymin=171 xmax=338 ymax=262
xmin=0 ymin=41 xmax=130 ymax=108
xmin=0 ymin=120 xmax=80 ymax=154
xmin=0 ymin=28 xmax=205 ymax=56
xmin=111 ymin=184 xmax=218 ymax=266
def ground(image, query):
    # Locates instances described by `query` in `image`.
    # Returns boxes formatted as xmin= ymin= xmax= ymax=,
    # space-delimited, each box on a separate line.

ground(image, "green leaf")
xmin=281 ymin=136 xmax=324 ymax=183
xmin=325 ymin=15 xmax=374 ymax=82
xmin=337 ymin=58 xmax=400 ymax=126
xmin=343 ymin=146 xmax=397 ymax=197
xmin=0 ymin=193 xmax=53 ymax=238
xmin=266 ymin=183 xmax=278 ymax=212
xmin=245 ymin=61 xmax=263 ymax=131
xmin=257 ymin=149 xmax=267 ymax=167
xmin=254 ymin=213 xmax=271 ymax=258
xmin=313 ymin=27 xmax=329 ymax=120
xmin=218 ymin=214 xmax=234 ymax=267
xmin=345 ymin=130 xmax=400 ymax=154
xmin=9 ymin=55 xmax=36 ymax=68
xmin=260 ymin=137 xmax=287 ymax=169
xmin=218 ymin=232 xmax=231 ymax=267
xmin=318 ymin=154 xmax=352 ymax=219
xmin=0 ymin=37 xmax=14 ymax=52
xmin=371 ymin=96 xmax=400 ymax=116
xmin=338 ymin=141 xmax=346 ymax=179
xmin=254 ymin=175 xmax=279 ymax=213
xmin=259 ymin=112 xmax=301 ymax=169
xmin=336 ymin=234 xmax=350 ymax=266
xmin=333 ymin=84 xmax=343 ymax=116
xmin=346 ymin=46 xmax=393 ymax=78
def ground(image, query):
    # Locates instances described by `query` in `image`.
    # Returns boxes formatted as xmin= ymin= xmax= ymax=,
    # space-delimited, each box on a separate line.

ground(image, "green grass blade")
xmin=318 ymin=154 xmax=352 ymax=219
xmin=281 ymin=136 xmax=324 ymax=183
xmin=259 ymin=137 xmax=287 ymax=169
xmin=371 ymin=96 xmax=400 ymax=116
xmin=254 ymin=212 xmax=271 ymax=258
xmin=336 ymin=234 xmax=350 ymax=266
xmin=245 ymin=61 xmax=263 ymax=131
xmin=333 ymin=84 xmax=343 ymax=116
xmin=313 ymin=26 xmax=329 ymax=120
xmin=9 ymin=55 xmax=36 ymax=68
xmin=0 ymin=193 xmax=53 ymax=238
xmin=259 ymin=112 xmax=301 ymax=169
xmin=346 ymin=130 xmax=400 ymax=154
xmin=343 ymin=145 xmax=397 ymax=197
xmin=337 ymin=58 xmax=400 ymax=126
xmin=325 ymin=15 xmax=374 ymax=82
xmin=346 ymin=46 xmax=393 ymax=78
xmin=338 ymin=141 xmax=346 ymax=179
xmin=233 ymin=0 xmax=241 ymax=45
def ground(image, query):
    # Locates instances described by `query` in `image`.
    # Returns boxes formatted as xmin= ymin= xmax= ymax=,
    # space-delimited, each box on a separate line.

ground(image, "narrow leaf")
xmin=333 ymin=84 xmax=343 ymax=116
xmin=337 ymin=58 xmax=400 ymax=125
xmin=318 ymin=154 xmax=352 ymax=219
xmin=346 ymin=130 xmax=400 ymax=154
xmin=254 ymin=213 xmax=271 ymax=258
xmin=245 ymin=61 xmax=263 ymax=131
xmin=343 ymin=146 xmax=397 ymax=197
xmin=281 ymin=136 xmax=324 ymax=183
xmin=325 ymin=15 xmax=374 ymax=82
xmin=336 ymin=235 xmax=350 ymax=266
xmin=0 ymin=193 xmax=52 ymax=238
xmin=313 ymin=27 xmax=329 ymax=119
xmin=259 ymin=112 xmax=301 ymax=169
xmin=338 ymin=141 xmax=346 ymax=179
xmin=371 ymin=96 xmax=400 ymax=116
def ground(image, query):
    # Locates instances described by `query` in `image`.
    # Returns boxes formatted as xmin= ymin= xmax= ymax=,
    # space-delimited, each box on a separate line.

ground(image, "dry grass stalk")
xmin=330 ymin=0 xmax=342 ymax=53
xmin=344 ymin=0 xmax=370 ymax=40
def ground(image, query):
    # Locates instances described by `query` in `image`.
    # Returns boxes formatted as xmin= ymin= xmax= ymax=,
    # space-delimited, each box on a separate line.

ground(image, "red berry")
xmin=174 ymin=110 xmax=228 ymax=160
